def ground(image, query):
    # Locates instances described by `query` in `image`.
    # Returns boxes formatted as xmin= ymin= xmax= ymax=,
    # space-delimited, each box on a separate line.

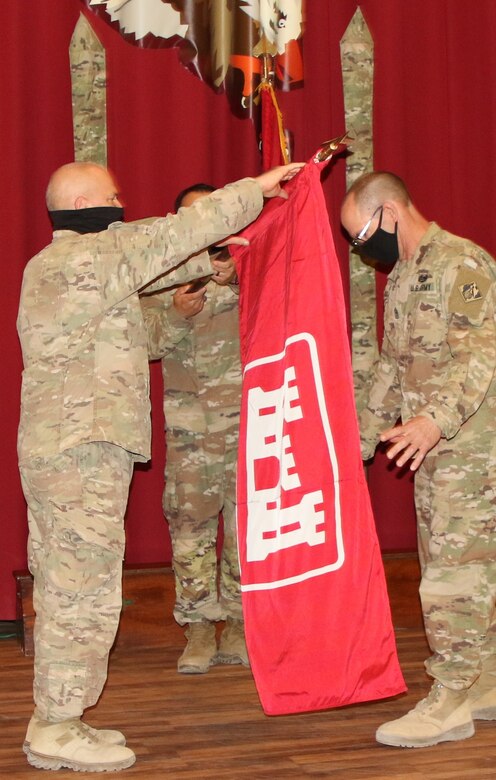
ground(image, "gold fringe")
xmin=259 ymin=81 xmax=290 ymax=164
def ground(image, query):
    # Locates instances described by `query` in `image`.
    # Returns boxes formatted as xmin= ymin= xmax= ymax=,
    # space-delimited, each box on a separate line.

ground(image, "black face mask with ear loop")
xmin=356 ymin=220 xmax=399 ymax=265
xmin=49 ymin=206 xmax=124 ymax=234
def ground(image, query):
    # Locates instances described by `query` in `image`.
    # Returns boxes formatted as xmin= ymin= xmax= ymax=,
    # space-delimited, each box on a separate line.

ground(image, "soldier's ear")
xmin=74 ymin=195 xmax=89 ymax=210
xmin=382 ymin=201 xmax=399 ymax=224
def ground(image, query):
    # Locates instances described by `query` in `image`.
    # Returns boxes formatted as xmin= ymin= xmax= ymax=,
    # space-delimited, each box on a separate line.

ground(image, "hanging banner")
xmin=232 ymin=156 xmax=406 ymax=715
xmin=70 ymin=13 xmax=107 ymax=165
xmin=85 ymin=0 xmax=304 ymax=116
xmin=260 ymin=81 xmax=289 ymax=169
xmin=340 ymin=8 xmax=378 ymax=413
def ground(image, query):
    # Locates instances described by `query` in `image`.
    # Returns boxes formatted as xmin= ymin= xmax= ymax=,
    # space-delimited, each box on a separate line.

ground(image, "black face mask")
xmin=49 ymin=206 xmax=124 ymax=234
xmin=356 ymin=221 xmax=399 ymax=265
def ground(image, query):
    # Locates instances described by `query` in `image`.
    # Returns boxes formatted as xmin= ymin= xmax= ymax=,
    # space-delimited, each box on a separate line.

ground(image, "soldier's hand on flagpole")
xmin=173 ymin=284 xmax=207 ymax=319
xmin=209 ymin=236 xmax=247 ymax=285
xmin=255 ymin=163 xmax=306 ymax=199
xmin=210 ymin=255 xmax=237 ymax=285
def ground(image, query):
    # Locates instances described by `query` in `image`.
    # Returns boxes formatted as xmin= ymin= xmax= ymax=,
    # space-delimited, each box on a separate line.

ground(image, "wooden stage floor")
xmin=2 ymin=558 xmax=496 ymax=779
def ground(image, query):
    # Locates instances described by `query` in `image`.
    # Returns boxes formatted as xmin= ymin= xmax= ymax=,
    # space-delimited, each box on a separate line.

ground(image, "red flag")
xmin=260 ymin=82 xmax=289 ymax=170
xmin=232 ymin=158 xmax=406 ymax=716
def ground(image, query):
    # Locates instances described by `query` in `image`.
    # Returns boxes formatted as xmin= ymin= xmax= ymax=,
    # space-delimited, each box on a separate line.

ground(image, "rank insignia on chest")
xmin=458 ymin=281 xmax=483 ymax=302
xmin=409 ymin=272 xmax=432 ymax=292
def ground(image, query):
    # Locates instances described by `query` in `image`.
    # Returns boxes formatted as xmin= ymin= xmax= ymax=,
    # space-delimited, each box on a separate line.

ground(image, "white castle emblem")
xmin=246 ymin=364 xmax=325 ymax=561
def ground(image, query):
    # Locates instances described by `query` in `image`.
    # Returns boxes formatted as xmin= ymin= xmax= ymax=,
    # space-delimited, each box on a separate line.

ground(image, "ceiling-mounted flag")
xmin=85 ymin=0 xmax=303 ymax=116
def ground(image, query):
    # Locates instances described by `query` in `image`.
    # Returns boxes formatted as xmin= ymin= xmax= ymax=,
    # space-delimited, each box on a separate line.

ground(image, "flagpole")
xmin=258 ymin=53 xmax=290 ymax=169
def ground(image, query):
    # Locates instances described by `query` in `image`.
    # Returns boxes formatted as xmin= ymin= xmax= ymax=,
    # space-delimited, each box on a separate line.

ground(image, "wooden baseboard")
xmin=13 ymin=553 xmax=422 ymax=657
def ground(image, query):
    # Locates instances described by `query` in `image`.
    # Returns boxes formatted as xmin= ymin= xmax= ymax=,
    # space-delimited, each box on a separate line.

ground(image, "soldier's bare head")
xmin=46 ymin=162 xmax=122 ymax=211
xmin=348 ymin=172 xmax=410 ymax=213
xmin=341 ymin=171 xmax=411 ymax=238
xmin=341 ymin=171 xmax=431 ymax=262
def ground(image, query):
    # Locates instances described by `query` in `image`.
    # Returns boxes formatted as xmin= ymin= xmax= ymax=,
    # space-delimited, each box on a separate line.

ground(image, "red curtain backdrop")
xmin=2 ymin=0 xmax=496 ymax=617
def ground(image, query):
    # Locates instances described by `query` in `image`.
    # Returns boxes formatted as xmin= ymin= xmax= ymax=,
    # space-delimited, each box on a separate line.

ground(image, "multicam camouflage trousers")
xmin=19 ymin=442 xmax=133 ymax=721
xmin=163 ymin=423 xmax=243 ymax=626
xmin=415 ymin=407 xmax=496 ymax=690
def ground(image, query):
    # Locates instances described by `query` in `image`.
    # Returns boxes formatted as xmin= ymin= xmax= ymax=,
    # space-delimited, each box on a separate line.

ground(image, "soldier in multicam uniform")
xmin=17 ymin=160 xmax=304 ymax=773
xmin=341 ymin=171 xmax=496 ymax=749
xmin=141 ymin=184 xmax=248 ymax=675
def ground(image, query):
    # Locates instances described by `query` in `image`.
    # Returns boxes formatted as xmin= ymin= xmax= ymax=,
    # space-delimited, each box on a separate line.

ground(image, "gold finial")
xmin=314 ymin=133 xmax=353 ymax=162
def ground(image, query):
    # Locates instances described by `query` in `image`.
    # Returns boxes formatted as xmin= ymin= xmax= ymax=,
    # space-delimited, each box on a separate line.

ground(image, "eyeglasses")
xmin=351 ymin=205 xmax=383 ymax=248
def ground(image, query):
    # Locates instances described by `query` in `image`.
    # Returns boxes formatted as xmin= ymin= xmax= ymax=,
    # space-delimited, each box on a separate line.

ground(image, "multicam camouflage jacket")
xmin=17 ymin=179 xmax=263 ymax=463
xmin=360 ymin=223 xmax=496 ymax=459
xmin=141 ymin=280 xmax=241 ymax=433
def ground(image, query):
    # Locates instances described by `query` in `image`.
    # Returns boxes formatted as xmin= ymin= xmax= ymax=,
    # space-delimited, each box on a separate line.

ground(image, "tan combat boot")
xmin=23 ymin=710 xmax=126 ymax=753
xmin=468 ymin=668 xmax=496 ymax=720
xmin=216 ymin=617 xmax=250 ymax=667
xmin=375 ymin=682 xmax=474 ymax=748
xmin=177 ymin=620 xmax=217 ymax=674
xmin=26 ymin=718 xmax=135 ymax=772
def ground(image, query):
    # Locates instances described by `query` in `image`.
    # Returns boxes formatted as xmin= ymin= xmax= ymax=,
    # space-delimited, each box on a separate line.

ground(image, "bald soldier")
xmin=341 ymin=171 xmax=496 ymax=749
xmin=17 ymin=160 xmax=304 ymax=773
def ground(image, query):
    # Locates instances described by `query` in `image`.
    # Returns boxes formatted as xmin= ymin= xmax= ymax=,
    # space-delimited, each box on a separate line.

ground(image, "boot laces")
xmin=415 ymin=682 xmax=444 ymax=713
xmin=68 ymin=722 xmax=99 ymax=745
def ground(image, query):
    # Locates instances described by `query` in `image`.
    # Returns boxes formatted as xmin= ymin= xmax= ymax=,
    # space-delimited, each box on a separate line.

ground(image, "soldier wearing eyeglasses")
xmin=342 ymin=171 xmax=496 ymax=749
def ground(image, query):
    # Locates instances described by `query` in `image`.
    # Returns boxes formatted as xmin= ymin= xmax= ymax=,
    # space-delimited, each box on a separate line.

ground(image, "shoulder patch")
xmin=458 ymin=280 xmax=483 ymax=302
xmin=449 ymin=267 xmax=492 ymax=318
